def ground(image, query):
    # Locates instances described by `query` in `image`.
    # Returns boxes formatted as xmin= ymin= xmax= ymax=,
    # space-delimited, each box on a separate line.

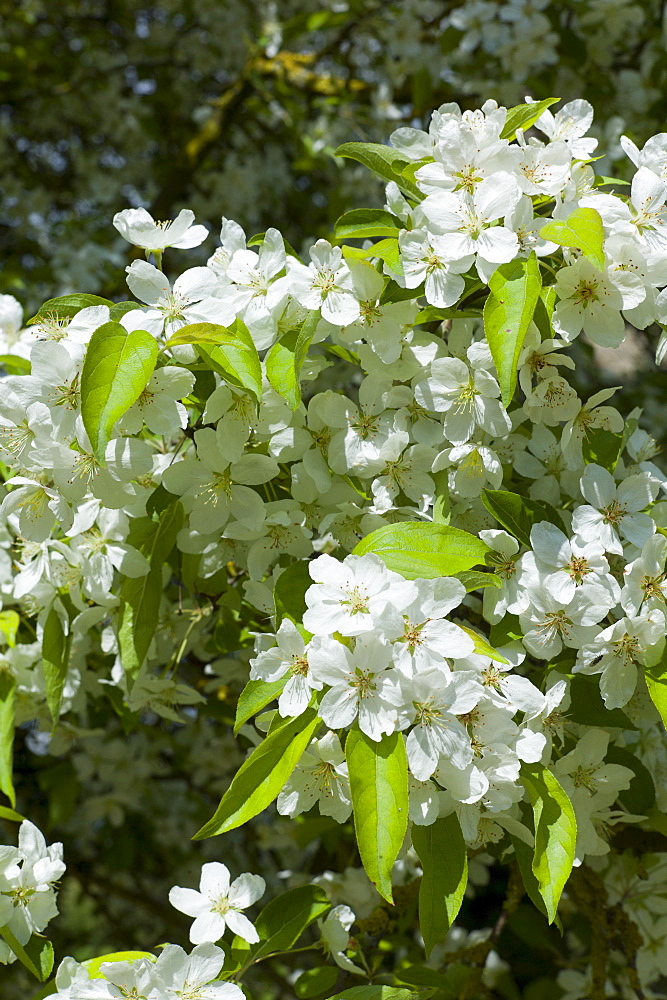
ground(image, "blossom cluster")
xmin=1 ymin=95 xmax=667 ymax=997
xmin=0 ymin=821 xmax=64 ymax=964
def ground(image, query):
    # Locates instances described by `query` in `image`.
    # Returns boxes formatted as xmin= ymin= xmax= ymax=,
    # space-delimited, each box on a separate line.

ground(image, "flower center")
xmin=566 ymin=555 xmax=591 ymax=583
xmin=537 ymin=609 xmax=572 ymax=641
xmin=641 ymin=574 xmax=665 ymax=601
xmin=313 ymin=268 xmax=338 ymax=295
xmin=401 ymin=619 xmax=427 ymax=650
xmin=351 ymin=411 xmax=380 ymax=439
xmin=359 ymin=300 xmax=383 ymax=325
xmin=159 ymin=291 xmax=187 ymax=323
xmin=351 ymin=669 xmax=377 ymax=698
xmin=51 ymin=373 xmax=80 ymax=409
xmin=310 ymin=759 xmax=339 ymax=792
xmin=413 ymin=699 xmax=443 ymax=726
xmin=490 ymin=551 xmax=516 ymax=579
xmin=601 ymin=499 xmax=627 ymax=525
xmin=290 ymin=654 xmax=309 ymax=677
xmin=573 ymin=280 xmax=599 ymax=306
xmin=342 ymin=585 xmax=370 ymax=614
xmin=572 ymin=763 xmax=599 ymax=791
xmin=612 ymin=632 xmax=643 ymax=665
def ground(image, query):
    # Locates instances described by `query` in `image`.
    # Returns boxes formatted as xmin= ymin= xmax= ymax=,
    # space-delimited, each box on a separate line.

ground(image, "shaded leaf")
xmin=568 ymin=675 xmax=637 ymax=730
xmin=456 ymin=570 xmax=502 ymax=592
xmin=329 ymin=988 xmax=430 ymax=1000
xmin=412 ymin=814 xmax=468 ymax=956
xmin=0 ymin=925 xmax=54 ymax=982
xmin=117 ymin=503 xmax=184 ymax=680
xmin=42 ymin=608 xmax=71 ymax=725
xmin=605 ymin=745 xmax=655 ymax=814
xmin=274 ymin=560 xmax=313 ymax=627
xmin=241 ymin=885 xmax=331 ymax=965
xmin=481 ymin=489 xmax=563 ymax=547
xmin=295 ymin=966 xmax=339 ymax=998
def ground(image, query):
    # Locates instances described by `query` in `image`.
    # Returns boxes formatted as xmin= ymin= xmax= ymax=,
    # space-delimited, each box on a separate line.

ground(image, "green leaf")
xmin=194 ymin=705 xmax=321 ymax=839
xmin=85 ymin=951 xmax=155 ymax=978
xmin=334 ymin=208 xmax=403 ymax=240
xmin=241 ymin=885 xmax=331 ymax=966
xmin=247 ymin=231 xmax=302 ymax=260
xmin=295 ymin=966 xmax=340 ymax=998
xmin=0 ymin=355 xmax=30 ymax=375
xmin=234 ymin=677 xmax=287 ymax=735
xmin=0 ymin=672 xmax=16 ymax=807
xmin=481 ymin=489 xmax=563 ymax=547
xmin=539 ymin=207 xmax=605 ymax=271
xmin=0 ymin=925 xmax=54 ymax=981
xmin=646 ymin=662 xmax=667 ymax=728
xmin=567 ymin=675 xmax=637 ymax=730
xmin=595 ymin=175 xmax=630 ymax=188
xmin=412 ymin=814 xmax=468 ymax=956
xmin=352 ymin=523 xmax=490 ymax=579
xmin=0 ymin=610 xmax=19 ymax=647
xmin=80 ymin=321 xmax=158 ymax=461
xmin=352 ymin=238 xmax=402 ymax=274
xmin=117 ymin=503 xmax=184 ymax=680
xmin=27 ymin=293 xmax=113 ymax=326
xmin=459 ymin=625 xmax=508 ymax=664
xmin=182 ymin=321 xmax=262 ymax=401
xmin=274 ymin=560 xmax=313 ymax=626
xmin=483 ymin=253 xmax=542 ymax=407
xmin=521 ymin=764 xmax=577 ymax=924
xmin=334 ymin=142 xmax=423 ymax=200
xmin=346 ymin=728 xmax=408 ymax=903
xmin=266 ymin=310 xmax=320 ymax=409
xmin=42 ymin=609 xmax=71 ymax=725
xmin=109 ymin=301 xmax=143 ymax=322
xmin=499 ymin=98 xmax=560 ymax=141
xmin=0 ymin=804 xmax=24 ymax=822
